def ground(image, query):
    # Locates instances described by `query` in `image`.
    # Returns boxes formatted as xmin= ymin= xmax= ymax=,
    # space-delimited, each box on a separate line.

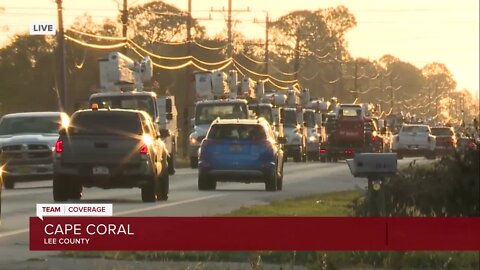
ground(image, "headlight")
xmin=190 ymin=137 xmax=198 ymax=145
xmin=309 ymin=135 xmax=317 ymax=142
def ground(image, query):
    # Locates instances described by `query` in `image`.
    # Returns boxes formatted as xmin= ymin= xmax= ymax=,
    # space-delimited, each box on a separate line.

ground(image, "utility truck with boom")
xmin=88 ymin=52 xmax=177 ymax=175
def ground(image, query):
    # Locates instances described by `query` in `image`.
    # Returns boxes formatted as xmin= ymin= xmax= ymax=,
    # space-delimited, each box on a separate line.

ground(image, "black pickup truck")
xmin=53 ymin=108 xmax=170 ymax=202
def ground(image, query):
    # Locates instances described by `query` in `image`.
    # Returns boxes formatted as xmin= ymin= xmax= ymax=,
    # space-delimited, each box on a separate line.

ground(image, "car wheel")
xmin=320 ymin=156 xmax=326 ymax=163
xmin=3 ymin=176 xmax=14 ymax=190
xmin=168 ymin=154 xmax=175 ymax=175
xmin=396 ymin=153 xmax=404 ymax=159
xmin=276 ymin=162 xmax=284 ymax=191
xmin=313 ymin=151 xmax=320 ymax=161
xmin=426 ymin=153 xmax=436 ymax=160
xmin=141 ymin=174 xmax=157 ymax=203
xmin=198 ymin=173 xmax=216 ymax=191
xmin=157 ymin=169 xmax=169 ymax=201
xmin=265 ymin=170 xmax=277 ymax=191
xmin=190 ymin=156 xmax=198 ymax=168
xmin=53 ymin=174 xmax=69 ymax=202
xmin=332 ymin=156 xmax=338 ymax=163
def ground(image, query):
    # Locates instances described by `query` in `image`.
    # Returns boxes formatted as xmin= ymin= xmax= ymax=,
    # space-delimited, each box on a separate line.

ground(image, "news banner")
xmin=30 ymin=204 xmax=480 ymax=251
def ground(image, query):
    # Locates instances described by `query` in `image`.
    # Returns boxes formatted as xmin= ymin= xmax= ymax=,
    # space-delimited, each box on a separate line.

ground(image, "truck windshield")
xmin=338 ymin=107 xmax=362 ymax=117
xmin=69 ymin=112 xmax=142 ymax=135
xmin=195 ymin=103 xmax=248 ymax=125
xmin=402 ymin=126 xmax=429 ymax=133
xmin=90 ymin=96 xmax=155 ymax=119
xmin=0 ymin=116 xmax=61 ymax=135
xmin=284 ymin=110 xmax=299 ymax=127
xmin=255 ymin=106 xmax=273 ymax=124
xmin=304 ymin=111 xmax=315 ymax=128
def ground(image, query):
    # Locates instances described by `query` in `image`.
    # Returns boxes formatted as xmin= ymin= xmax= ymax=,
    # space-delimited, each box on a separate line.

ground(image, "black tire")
xmin=157 ymin=169 xmax=169 ymax=201
xmin=396 ymin=153 xmax=404 ymax=159
xmin=320 ymin=156 xmax=326 ymax=163
xmin=198 ymin=173 xmax=216 ymax=190
xmin=332 ymin=156 xmax=338 ymax=163
xmin=53 ymin=174 xmax=69 ymax=202
xmin=168 ymin=154 xmax=175 ymax=175
xmin=3 ymin=176 xmax=14 ymax=190
xmin=276 ymin=162 xmax=284 ymax=191
xmin=265 ymin=170 xmax=277 ymax=191
xmin=141 ymin=174 xmax=157 ymax=202
xmin=426 ymin=153 xmax=436 ymax=160
xmin=312 ymin=151 xmax=320 ymax=161
xmin=293 ymin=150 xmax=302 ymax=162
xmin=190 ymin=156 xmax=198 ymax=168
xmin=70 ymin=182 xmax=83 ymax=200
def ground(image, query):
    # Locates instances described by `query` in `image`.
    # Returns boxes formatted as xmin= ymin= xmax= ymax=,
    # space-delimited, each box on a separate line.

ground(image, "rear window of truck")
xmin=69 ymin=112 xmax=142 ymax=135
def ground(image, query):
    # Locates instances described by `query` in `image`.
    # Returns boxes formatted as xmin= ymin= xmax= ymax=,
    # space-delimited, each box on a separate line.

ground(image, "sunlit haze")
xmin=0 ymin=0 xmax=478 ymax=97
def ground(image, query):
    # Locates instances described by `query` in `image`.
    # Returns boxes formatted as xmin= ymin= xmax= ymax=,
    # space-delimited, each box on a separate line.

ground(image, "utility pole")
xmin=389 ymin=74 xmax=394 ymax=113
xmin=183 ymin=0 xmax=193 ymax=157
xmin=121 ymin=0 xmax=128 ymax=54
xmin=227 ymin=0 xmax=232 ymax=57
xmin=293 ymin=27 xmax=301 ymax=81
xmin=253 ymin=12 xmax=270 ymax=75
xmin=353 ymin=60 xmax=358 ymax=100
xmin=56 ymin=0 xmax=67 ymax=112
xmin=211 ymin=0 xmax=249 ymax=58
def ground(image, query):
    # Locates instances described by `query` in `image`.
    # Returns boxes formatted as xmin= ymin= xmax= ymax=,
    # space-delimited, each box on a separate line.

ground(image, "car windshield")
xmin=257 ymin=106 xmax=273 ymax=124
xmin=0 ymin=115 xmax=61 ymax=135
xmin=90 ymin=96 xmax=155 ymax=119
xmin=304 ymin=111 xmax=316 ymax=127
xmin=339 ymin=107 xmax=362 ymax=117
xmin=284 ymin=110 xmax=298 ymax=127
xmin=195 ymin=103 xmax=248 ymax=125
xmin=431 ymin=128 xmax=453 ymax=136
xmin=402 ymin=126 xmax=429 ymax=133
xmin=207 ymin=124 xmax=266 ymax=141
xmin=69 ymin=112 xmax=142 ymax=135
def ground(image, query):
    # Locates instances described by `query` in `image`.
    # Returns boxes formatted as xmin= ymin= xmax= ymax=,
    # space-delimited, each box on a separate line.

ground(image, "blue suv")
xmin=198 ymin=118 xmax=284 ymax=191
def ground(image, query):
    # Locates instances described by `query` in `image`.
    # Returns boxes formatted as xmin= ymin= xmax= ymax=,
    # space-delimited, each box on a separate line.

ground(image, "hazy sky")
xmin=0 ymin=0 xmax=478 ymax=96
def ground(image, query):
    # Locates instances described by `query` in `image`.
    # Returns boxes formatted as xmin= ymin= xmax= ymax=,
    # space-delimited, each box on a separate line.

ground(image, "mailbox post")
xmin=346 ymin=153 xmax=397 ymax=216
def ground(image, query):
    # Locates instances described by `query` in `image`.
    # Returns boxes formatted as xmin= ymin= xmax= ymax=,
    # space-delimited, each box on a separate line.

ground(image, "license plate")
xmin=92 ymin=166 xmax=109 ymax=175
xmin=229 ymin=145 xmax=242 ymax=152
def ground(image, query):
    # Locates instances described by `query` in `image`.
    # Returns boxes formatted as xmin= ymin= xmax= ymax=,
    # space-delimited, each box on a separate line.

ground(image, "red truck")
xmin=320 ymin=104 xmax=383 ymax=162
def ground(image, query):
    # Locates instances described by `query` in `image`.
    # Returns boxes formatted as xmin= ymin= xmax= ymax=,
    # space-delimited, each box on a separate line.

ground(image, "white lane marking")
xmin=0 ymin=228 xmax=30 ymax=239
xmin=0 ymin=194 xmax=227 ymax=239
xmin=114 ymin=193 xmax=228 ymax=216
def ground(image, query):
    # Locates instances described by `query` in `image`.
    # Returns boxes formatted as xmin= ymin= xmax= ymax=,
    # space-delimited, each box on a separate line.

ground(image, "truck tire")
xmin=190 ymin=156 xmax=198 ymax=168
xmin=320 ymin=156 xmax=326 ymax=163
xmin=70 ymin=182 xmax=83 ymax=200
xmin=157 ymin=171 xmax=169 ymax=201
xmin=265 ymin=170 xmax=277 ymax=191
xmin=2 ymin=176 xmax=14 ymax=190
xmin=168 ymin=154 xmax=175 ymax=175
xmin=53 ymin=174 xmax=69 ymax=202
xmin=141 ymin=174 xmax=157 ymax=203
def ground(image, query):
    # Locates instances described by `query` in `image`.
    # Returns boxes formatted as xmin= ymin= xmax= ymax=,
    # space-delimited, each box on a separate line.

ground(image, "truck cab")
xmin=189 ymin=99 xmax=249 ymax=168
xmin=282 ymin=107 xmax=307 ymax=162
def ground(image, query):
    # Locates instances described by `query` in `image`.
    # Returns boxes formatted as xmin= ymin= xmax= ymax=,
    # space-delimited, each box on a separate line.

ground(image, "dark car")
xmin=53 ymin=108 xmax=169 ymax=202
xmin=431 ymin=126 xmax=456 ymax=155
xmin=198 ymin=118 xmax=284 ymax=191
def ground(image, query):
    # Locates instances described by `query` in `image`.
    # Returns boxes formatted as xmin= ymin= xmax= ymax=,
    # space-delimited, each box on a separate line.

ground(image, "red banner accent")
xmin=29 ymin=217 xmax=480 ymax=250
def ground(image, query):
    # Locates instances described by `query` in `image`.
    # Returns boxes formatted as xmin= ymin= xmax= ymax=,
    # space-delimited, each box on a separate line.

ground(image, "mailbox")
xmin=346 ymin=153 xmax=397 ymax=178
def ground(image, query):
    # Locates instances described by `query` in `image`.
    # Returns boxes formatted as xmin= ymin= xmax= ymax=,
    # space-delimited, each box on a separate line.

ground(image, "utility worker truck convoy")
xmin=88 ymin=52 xmax=178 ymax=175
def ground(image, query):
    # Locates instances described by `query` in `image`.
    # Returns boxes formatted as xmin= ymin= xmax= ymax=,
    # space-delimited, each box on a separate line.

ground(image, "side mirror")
xmin=165 ymin=98 xmax=173 ymax=114
xmin=166 ymin=113 xmax=173 ymax=121
xmin=279 ymin=108 xmax=284 ymax=124
xmin=277 ymin=136 xmax=287 ymax=144
xmin=59 ymin=128 xmax=67 ymax=136
xmin=159 ymin=129 xmax=171 ymax=139
xmin=190 ymin=118 xmax=195 ymax=128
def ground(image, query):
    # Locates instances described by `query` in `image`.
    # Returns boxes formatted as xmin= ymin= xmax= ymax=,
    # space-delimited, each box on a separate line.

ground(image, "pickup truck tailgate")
xmin=399 ymin=132 xmax=429 ymax=145
xmin=60 ymin=135 xmax=142 ymax=164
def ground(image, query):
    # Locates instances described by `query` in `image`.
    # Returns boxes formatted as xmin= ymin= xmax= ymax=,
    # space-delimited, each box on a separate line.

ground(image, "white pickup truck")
xmin=392 ymin=124 xmax=436 ymax=159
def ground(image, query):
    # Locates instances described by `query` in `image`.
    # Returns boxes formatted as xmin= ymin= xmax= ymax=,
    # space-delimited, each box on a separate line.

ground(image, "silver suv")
xmin=0 ymin=112 xmax=68 ymax=189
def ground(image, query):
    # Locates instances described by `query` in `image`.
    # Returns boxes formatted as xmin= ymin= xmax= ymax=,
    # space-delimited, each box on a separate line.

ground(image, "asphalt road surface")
xmin=0 ymin=158 xmax=424 ymax=269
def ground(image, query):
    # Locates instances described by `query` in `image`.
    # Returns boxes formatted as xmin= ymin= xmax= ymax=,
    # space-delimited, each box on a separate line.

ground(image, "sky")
xmin=0 ymin=0 xmax=478 ymax=97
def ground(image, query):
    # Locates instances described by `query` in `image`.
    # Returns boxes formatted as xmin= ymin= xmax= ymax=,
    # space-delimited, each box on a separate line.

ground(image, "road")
xmin=0 ymin=159 xmax=420 ymax=268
